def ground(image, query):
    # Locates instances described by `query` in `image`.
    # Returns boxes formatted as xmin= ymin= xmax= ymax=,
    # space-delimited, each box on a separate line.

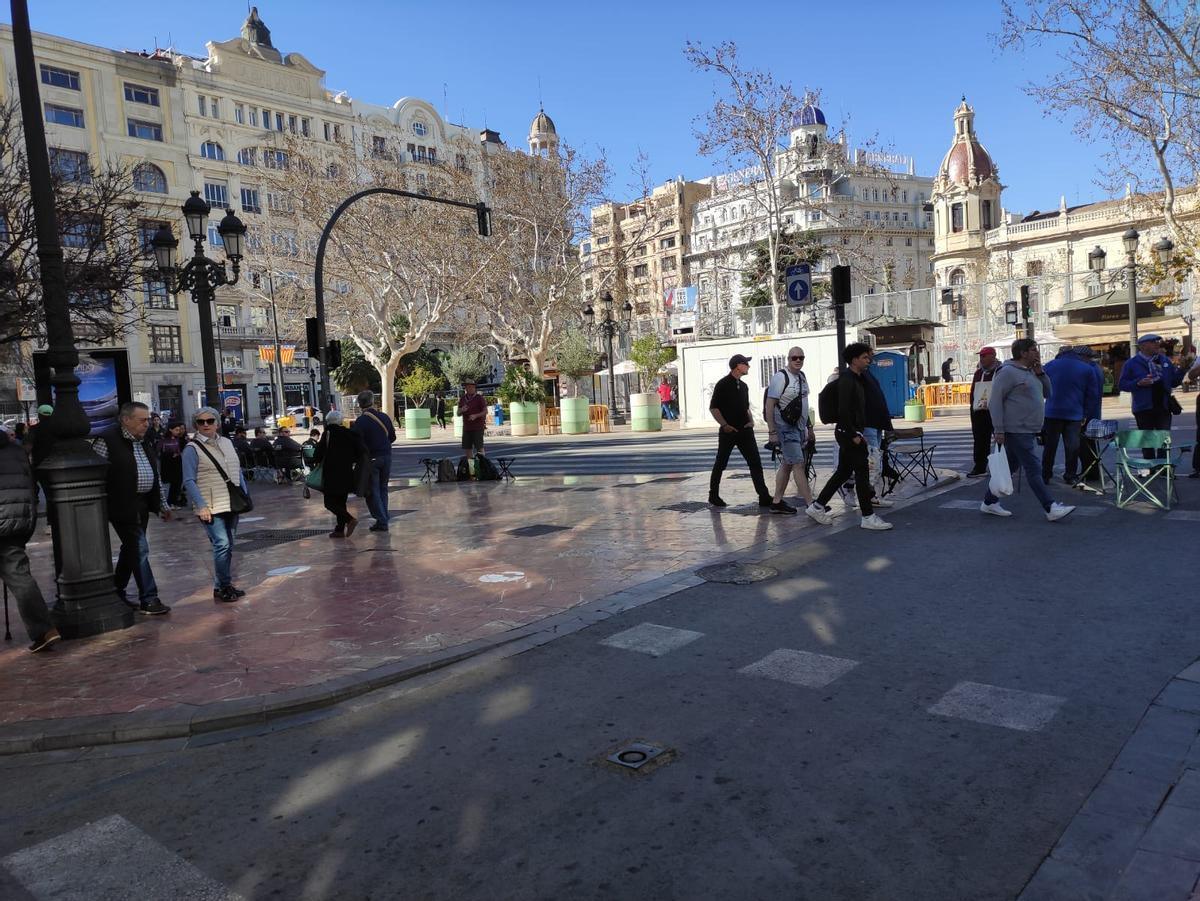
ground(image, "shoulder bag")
xmin=780 ymin=371 xmax=808 ymax=426
xmin=193 ymin=439 xmax=254 ymax=514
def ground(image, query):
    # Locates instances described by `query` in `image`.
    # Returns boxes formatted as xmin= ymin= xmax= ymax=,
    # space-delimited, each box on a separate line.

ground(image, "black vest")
xmin=97 ymin=425 xmax=161 ymax=525
xmin=0 ymin=434 xmax=35 ymax=539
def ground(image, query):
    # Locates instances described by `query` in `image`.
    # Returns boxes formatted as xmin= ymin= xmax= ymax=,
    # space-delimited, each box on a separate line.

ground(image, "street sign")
xmin=785 ymin=264 xmax=812 ymax=307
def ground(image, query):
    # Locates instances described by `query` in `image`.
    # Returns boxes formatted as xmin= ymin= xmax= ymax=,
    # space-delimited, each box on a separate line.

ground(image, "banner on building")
xmin=258 ymin=345 xmax=296 ymax=365
xmin=664 ymin=286 xmax=697 ymax=313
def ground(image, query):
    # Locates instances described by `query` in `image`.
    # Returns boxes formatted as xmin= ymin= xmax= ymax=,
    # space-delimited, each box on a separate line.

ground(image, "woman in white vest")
xmin=182 ymin=406 xmax=249 ymax=602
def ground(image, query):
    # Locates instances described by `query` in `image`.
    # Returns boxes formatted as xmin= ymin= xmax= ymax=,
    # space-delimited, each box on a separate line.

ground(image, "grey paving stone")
xmin=1165 ymin=510 xmax=1200 ymax=521
xmin=599 ymin=622 xmax=704 ymax=657
xmin=1167 ymin=770 xmax=1200 ymax=811
xmin=1017 ymin=856 xmax=1113 ymax=901
xmin=940 ymin=499 xmax=983 ymax=510
xmin=1083 ymin=769 xmax=1173 ymax=823
xmin=1178 ymin=661 xmax=1200 ymax=684
xmin=928 ymin=680 xmax=1066 ymax=732
xmin=1 ymin=814 xmax=241 ymax=900
xmin=1141 ymin=805 xmax=1200 ymax=861
xmin=1109 ymin=850 xmax=1200 ymax=901
xmin=1050 ymin=810 xmax=1147 ymax=870
xmin=738 ymin=648 xmax=860 ymax=689
xmin=1159 ymin=681 xmax=1200 ymax=715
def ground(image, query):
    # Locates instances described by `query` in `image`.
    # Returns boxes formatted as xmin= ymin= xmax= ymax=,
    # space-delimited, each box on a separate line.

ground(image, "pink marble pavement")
xmin=0 ymin=471 xmax=824 ymax=724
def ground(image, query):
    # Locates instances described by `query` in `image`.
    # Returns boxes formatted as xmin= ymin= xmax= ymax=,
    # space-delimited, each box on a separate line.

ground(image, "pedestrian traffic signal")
xmin=305 ymin=317 xmax=320 ymax=358
xmin=326 ymin=339 xmax=342 ymax=370
xmin=476 ymin=202 xmax=492 ymax=238
xmin=1005 ymin=301 xmax=1019 ymax=326
xmin=830 ymin=265 xmax=851 ymax=305
xmin=1020 ymin=285 xmax=1032 ymax=321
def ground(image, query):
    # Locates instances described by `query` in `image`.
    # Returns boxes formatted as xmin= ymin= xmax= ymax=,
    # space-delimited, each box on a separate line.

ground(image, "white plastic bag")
xmin=987 ymin=445 xmax=1013 ymax=496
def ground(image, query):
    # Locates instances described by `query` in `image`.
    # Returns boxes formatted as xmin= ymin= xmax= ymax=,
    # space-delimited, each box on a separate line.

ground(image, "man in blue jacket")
xmin=1118 ymin=334 xmax=1185 ymax=458
xmin=1042 ymin=346 xmax=1103 ymax=485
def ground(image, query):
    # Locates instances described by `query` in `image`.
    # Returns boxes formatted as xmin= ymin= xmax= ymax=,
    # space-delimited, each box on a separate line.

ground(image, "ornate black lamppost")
xmin=151 ymin=193 xmax=247 ymax=407
xmin=584 ymin=291 xmax=633 ymax=424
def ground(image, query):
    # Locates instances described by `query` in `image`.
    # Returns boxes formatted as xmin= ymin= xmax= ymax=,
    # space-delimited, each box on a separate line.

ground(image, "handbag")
xmin=1168 ymin=395 xmax=1183 ymax=416
xmin=305 ymin=463 xmax=324 ymax=492
xmin=987 ymin=444 xmax=1013 ymax=497
xmin=193 ymin=439 xmax=254 ymax=514
xmin=779 ymin=372 xmax=808 ymax=426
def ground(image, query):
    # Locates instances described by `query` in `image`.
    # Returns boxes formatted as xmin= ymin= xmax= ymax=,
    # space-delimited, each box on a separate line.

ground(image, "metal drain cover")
xmin=696 ymin=562 xmax=778 ymax=584
xmin=658 ymin=501 xmax=714 ymax=513
xmin=605 ymin=742 xmax=669 ymax=771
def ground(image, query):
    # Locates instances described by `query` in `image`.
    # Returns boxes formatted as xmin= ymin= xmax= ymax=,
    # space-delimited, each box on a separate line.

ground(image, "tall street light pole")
xmin=312 ymin=187 xmax=491 ymax=412
xmin=151 ymin=192 xmax=247 ymax=409
xmin=583 ymin=291 xmax=633 ymax=424
xmin=11 ymin=0 xmax=132 ymax=636
xmin=1123 ymin=227 xmax=1140 ymax=359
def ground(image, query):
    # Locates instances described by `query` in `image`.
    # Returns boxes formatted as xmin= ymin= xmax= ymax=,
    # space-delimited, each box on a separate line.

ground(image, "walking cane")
xmin=3 ymin=583 xmax=11 ymax=641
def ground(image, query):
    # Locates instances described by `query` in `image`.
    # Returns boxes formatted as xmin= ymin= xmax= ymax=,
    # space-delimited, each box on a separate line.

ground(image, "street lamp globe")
xmin=183 ymin=190 xmax=211 ymax=241
xmin=1087 ymin=245 xmax=1106 ymax=272
xmin=582 ymin=303 xmax=594 ymax=321
xmin=622 ymin=299 xmax=633 ymax=324
xmin=150 ymin=223 xmax=179 ymax=273
xmin=1122 ymin=227 xmax=1140 ymax=256
xmin=217 ymin=208 xmax=247 ymax=261
xmin=601 ymin=290 xmax=614 ymax=312
xmin=1153 ymin=235 xmax=1175 ymax=264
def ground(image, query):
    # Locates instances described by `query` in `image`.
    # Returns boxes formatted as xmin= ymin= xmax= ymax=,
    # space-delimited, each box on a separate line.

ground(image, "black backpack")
xmin=817 ymin=378 xmax=841 ymax=425
xmin=475 ymin=455 xmax=502 ymax=481
xmin=436 ymin=458 xmax=457 ymax=482
xmin=456 ymin=457 xmax=471 ymax=481
xmin=762 ymin=369 xmax=788 ymax=420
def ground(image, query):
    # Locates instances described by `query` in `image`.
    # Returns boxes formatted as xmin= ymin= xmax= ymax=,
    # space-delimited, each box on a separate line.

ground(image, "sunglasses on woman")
xmin=195 ymin=418 xmax=217 ymax=425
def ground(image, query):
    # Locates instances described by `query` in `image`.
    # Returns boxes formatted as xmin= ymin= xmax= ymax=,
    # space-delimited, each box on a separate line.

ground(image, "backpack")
xmin=456 ymin=457 xmax=471 ymax=481
xmin=817 ymin=379 xmax=841 ymax=425
xmin=475 ymin=455 xmax=502 ymax=481
xmin=763 ymin=369 xmax=807 ymax=426
xmin=762 ymin=369 xmax=788 ymax=421
xmin=436 ymin=458 xmax=458 ymax=483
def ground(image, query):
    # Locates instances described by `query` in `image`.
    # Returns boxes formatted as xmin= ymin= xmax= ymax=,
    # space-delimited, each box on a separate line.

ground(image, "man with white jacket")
xmin=981 ymin=338 xmax=1076 ymax=522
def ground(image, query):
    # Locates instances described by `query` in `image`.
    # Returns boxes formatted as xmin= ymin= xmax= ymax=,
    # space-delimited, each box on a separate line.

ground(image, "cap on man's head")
xmin=978 ymin=346 xmax=996 ymax=357
xmin=728 ymin=354 xmax=752 ymax=369
xmin=1137 ymin=333 xmax=1162 ymax=345
xmin=37 ymin=404 xmax=53 ymax=416
xmin=463 ymin=377 xmax=476 ymax=386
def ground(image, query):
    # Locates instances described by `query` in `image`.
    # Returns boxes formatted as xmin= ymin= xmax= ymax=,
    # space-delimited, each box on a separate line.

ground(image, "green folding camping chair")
xmin=1114 ymin=429 xmax=1179 ymax=510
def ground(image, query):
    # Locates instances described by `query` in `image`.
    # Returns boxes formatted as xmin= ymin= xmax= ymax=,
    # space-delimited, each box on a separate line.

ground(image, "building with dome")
xmin=528 ymin=108 xmax=558 ymax=157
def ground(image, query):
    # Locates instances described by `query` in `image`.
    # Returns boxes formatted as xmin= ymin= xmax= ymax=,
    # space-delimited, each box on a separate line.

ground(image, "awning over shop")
xmin=1056 ymin=290 xmax=1174 ymax=313
xmin=1054 ymin=316 xmax=1190 ymax=344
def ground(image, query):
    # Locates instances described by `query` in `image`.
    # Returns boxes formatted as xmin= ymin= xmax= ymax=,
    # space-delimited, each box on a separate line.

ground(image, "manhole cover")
xmin=236 ymin=528 xmax=330 ymax=553
xmin=506 ymin=524 xmax=573 ymax=537
xmin=604 ymin=741 xmax=671 ymax=773
xmin=696 ymin=562 xmax=778 ymax=584
xmin=659 ymin=501 xmax=713 ymax=513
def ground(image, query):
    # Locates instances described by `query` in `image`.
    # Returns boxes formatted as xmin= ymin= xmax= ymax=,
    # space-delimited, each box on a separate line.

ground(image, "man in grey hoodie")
xmin=981 ymin=338 xmax=1076 ymax=521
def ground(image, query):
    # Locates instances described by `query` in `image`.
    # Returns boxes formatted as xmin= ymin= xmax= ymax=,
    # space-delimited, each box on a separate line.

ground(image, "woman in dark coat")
xmin=312 ymin=410 xmax=369 ymax=538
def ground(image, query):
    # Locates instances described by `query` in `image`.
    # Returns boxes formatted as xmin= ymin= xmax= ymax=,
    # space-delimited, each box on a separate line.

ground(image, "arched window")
xmin=949 ymin=268 xmax=965 ymax=287
xmin=236 ymin=147 xmax=256 ymax=166
xmin=132 ymin=163 xmax=167 ymax=193
xmin=200 ymin=141 xmax=224 ymax=161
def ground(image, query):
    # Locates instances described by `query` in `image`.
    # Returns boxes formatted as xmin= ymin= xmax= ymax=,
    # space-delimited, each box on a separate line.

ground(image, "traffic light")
xmin=326 ymin=339 xmax=342 ymax=370
xmin=941 ymin=288 xmax=954 ymax=307
xmin=830 ymin=265 xmax=851 ymax=305
xmin=305 ymin=317 xmax=320 ymax=358
xmin=1005 ymin=301 xmax=1019 ymax=326
xmin=1020 ymin=285 xmax=1032 ymax=321
xmin=476 ymin=202 xmax=492 ymax=238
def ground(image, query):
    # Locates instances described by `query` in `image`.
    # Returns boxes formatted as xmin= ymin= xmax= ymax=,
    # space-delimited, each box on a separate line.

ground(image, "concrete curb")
xmin=0 ymin=471 xmax=962 ymax=758
xmin=1017 ymin=662 xmax=1200 ymax=901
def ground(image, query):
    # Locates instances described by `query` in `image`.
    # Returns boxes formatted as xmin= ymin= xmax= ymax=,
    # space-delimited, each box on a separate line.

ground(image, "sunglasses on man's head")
xmin=195 ymin=418 xmax=217 ymax=425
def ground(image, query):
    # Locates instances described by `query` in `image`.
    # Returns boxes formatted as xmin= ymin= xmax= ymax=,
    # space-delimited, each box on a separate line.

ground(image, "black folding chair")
xmin=883 ymin=427 xmax=937 ymax=489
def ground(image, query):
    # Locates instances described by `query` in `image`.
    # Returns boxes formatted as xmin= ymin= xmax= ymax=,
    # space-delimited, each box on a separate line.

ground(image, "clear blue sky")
xmin=15 ymin=0 xmax=1112 ymax=214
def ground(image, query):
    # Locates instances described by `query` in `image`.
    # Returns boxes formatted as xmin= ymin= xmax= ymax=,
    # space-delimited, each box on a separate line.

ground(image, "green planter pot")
xmin=903 ymin=403 xmax=926 ymax=423
xmin=630 ymin=392 xmax=662 ymax=432
xmin=453 ymin=413 xmax=463 ymax=438
xmin=560 ymin=396 xmax=590 ymax=434
xmin=405 ymin=407 xmax=432 ymax=439
xmin=509 ymin=400 xmax=540 ymax=436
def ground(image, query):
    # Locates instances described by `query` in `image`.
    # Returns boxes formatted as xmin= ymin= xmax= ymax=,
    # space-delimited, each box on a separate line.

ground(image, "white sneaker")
xmin=872 ymin=496 xmax=894 ymax=508
xmin=980 ymin=502 xmax=1012 ymax=517
xmin=1046 ymin=502 xmax=1076 ymax=522
xmin=860 ymin=513 xmax=893 ymax=531
xmin=840 ymin=486 xmax=858 ymax=509
xmin=805 ymin=503 xmax=833 ymax=525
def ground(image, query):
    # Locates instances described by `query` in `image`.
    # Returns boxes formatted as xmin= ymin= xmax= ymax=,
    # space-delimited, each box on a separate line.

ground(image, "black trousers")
xmin=1134 ymin=408 xmax=1172 ymax=459
xmin=817 ymin=432 xmax=874 ymax=515
xmin=709 ymin=428 xmax=771 ymax=501
xmin=1042 ymin=418 xmax=1082 ymax=482
xmin=970 ymin=410 xmax=993 ymax=473
xmin=0 ymin=537 xmax=53 ymax=642
xmin=324 ymin=491 xmax=353 ymax=530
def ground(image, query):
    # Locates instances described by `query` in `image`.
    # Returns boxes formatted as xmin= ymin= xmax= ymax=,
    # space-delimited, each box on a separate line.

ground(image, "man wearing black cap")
xmin=708 ymin=354 xmax=776 ymax=509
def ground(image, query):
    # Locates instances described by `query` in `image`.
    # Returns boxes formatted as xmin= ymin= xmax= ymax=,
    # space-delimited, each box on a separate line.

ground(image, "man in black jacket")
xmin=967 ymin=346 xmax=1000 ymax=477
xmin=708 ymin=354 xmax=776 ymax=509
xmin=815 ymin=344 xmax=894 ymax=531
xmin=93 ymin=402 xmax=171 ymax=615
xmin=0 ymin=428 xmax=58 ymax=651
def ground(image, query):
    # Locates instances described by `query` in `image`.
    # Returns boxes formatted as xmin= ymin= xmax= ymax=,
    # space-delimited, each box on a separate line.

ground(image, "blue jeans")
xmin=366 ymin=452 xmax=392 ymax=526
xmin=113 ymin=502 xmax=159 ymax=603
xmin=661 ymin=402 xmax=675 ymax=420
xmin=983 ymin=432 xmax=1054 ymax=510
xmin=202 ymin=512 xmax=239 ymax=589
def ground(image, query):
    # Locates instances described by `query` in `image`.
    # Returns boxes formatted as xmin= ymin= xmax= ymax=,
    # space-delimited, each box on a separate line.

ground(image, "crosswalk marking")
xmin=600 ymin=623 xmax=704 ymax=657
xmin=928 ymin=681 xmax=1066 ymax=732
xmin=1166 ymin=510 xmax=1200 ymax=521
xmin=942 ymin=498 xmax=1107 ymax=516
xmin=2 ymin=814 xmax=241 ymax=900
xmin=738 ymin=649 xmax=860 ymax=688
